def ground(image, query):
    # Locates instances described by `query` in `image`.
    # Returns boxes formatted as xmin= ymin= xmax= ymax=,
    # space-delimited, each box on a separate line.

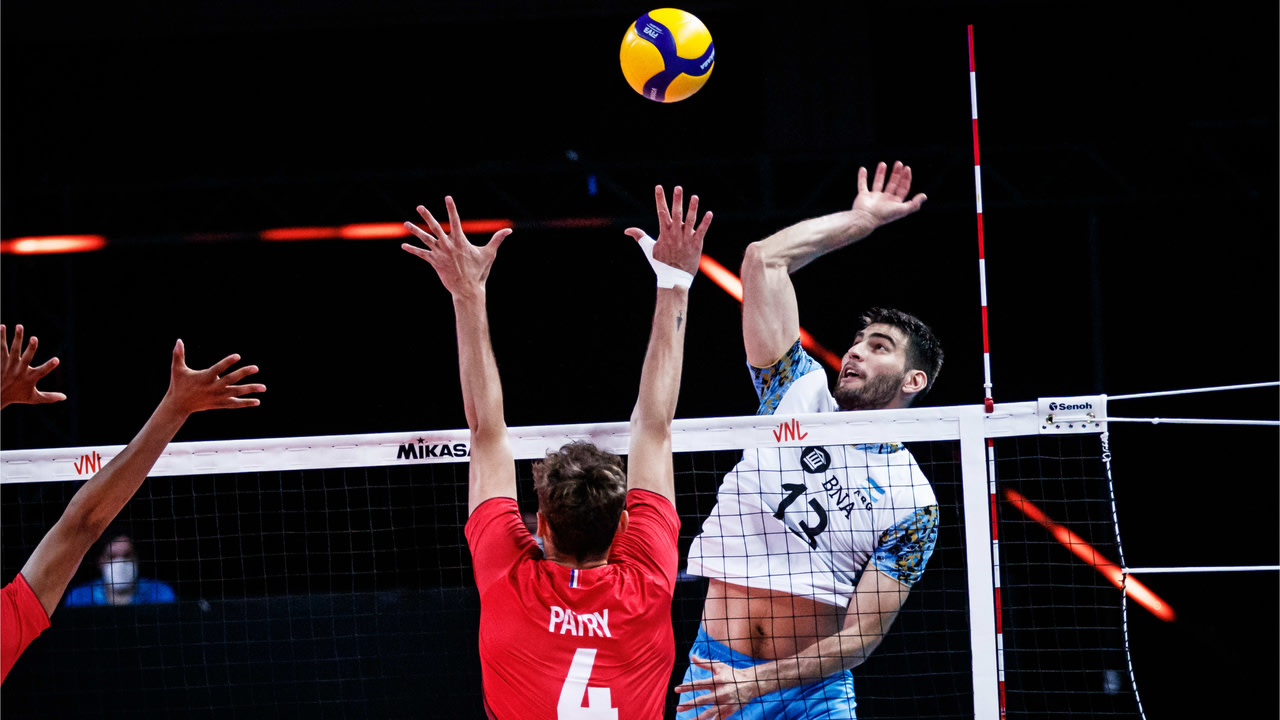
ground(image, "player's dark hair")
xmin=532 ymin=441 xmax=628 ymax=564
xmin=856 ymin=307 xmax=944 ymax=402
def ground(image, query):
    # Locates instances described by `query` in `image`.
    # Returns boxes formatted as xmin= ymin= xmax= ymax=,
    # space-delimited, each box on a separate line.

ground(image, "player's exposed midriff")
xmin=700 ymin=578 xmax=844 ymax=661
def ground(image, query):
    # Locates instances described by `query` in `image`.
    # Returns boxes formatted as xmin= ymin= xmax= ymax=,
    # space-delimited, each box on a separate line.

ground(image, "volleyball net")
xmin=0 ymin=395 xmax=1239 ymax=719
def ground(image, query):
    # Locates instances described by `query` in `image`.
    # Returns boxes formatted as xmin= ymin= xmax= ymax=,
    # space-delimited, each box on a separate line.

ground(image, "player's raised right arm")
xmin=624 ymin=186 xmax=712 ymax=504
xmin=403 ymin=197 xmax=515 ymax=516
xmin=741 ymin=161 xmax=925 ymax=367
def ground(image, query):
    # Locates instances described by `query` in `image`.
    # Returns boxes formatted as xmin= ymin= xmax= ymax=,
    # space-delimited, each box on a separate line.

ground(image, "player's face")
xmin=833 ymin=323 xmax=910 ymax=411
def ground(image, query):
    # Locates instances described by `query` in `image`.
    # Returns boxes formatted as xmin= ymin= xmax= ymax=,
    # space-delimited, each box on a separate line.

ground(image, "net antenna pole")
xmin=969 ymin=24 xmax=1007 ymax=720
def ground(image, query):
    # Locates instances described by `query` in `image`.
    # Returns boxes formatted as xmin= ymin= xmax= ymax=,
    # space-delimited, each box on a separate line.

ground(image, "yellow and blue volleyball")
xmin=620 ymin=8 xmax=714 ymax=103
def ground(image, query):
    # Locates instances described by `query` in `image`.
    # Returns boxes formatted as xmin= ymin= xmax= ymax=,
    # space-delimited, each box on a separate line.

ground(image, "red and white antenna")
xmin=970 ymin=25 xmax=995 ymax=415
xmin=970 ymin=23 xmax=1008 ymax=720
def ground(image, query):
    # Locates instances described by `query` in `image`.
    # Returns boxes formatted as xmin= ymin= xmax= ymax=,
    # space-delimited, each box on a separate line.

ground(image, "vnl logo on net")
xmin=75 ymin=451 xmax=104 ymax=476
xmin=772 ymin=418 xmax=807 ymax=443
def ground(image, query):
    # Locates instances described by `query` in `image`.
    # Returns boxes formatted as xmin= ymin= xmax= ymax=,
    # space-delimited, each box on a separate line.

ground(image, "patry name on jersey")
xmin=548 ymin=606 xmax=612 ymax=638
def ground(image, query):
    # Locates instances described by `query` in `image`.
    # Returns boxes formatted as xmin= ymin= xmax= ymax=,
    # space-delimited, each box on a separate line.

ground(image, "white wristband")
xmin=634 ymin=232 xmax=694 ymax=289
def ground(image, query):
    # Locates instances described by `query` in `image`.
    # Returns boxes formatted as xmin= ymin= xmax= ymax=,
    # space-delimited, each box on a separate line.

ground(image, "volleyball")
xmin=619 ymin=8 xmax=715 ymax=103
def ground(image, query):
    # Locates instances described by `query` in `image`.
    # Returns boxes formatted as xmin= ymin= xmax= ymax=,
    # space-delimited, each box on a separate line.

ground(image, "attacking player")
xmin=1 ymin=327 xmax=264 ymax=684
xmin=402 ymin=186 xmax=711 ymax=720
xmin=674 ymin=161 xmax=944 ymax=719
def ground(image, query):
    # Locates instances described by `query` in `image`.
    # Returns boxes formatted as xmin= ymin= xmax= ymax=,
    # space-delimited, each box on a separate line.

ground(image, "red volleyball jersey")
xmin=2 ymin=573 xmax=51 ymax=684
xmin=465 ymin=489 xmax=679 ymax=720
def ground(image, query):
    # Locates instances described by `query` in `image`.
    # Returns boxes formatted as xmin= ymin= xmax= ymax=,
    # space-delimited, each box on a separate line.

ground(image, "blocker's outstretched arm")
xmin=403 ymin=197 xmax=515 ymax=515
xmin=741 ymin=161 xmax=926 ymax=367
xmin=21 ymin=341 xmax=264 ymax=618
xmin=623 ymin=186 xmax=712 ymax=504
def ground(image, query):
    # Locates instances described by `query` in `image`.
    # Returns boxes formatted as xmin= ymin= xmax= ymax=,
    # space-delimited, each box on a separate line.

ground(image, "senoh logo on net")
xmin=1048 ymin=401 xmax=1093 ymax=412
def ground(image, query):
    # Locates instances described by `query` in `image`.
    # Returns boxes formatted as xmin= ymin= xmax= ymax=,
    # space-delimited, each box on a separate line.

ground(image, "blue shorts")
xmin=676 ymin=625 xmax=857 ymax=720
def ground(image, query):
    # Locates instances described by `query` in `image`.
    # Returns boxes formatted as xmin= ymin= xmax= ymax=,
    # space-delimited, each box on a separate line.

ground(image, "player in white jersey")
xmin=675 ymin=161 xmax=943 ymax=719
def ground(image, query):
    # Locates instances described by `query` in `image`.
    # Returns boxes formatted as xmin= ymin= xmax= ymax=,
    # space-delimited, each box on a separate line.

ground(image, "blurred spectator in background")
xmin=64 ymin=533 xmax=176 ymax=607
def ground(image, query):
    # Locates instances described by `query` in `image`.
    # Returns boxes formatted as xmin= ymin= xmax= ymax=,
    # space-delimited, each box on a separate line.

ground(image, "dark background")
xmin=2 ymin=0 xmax=1276 ymax=717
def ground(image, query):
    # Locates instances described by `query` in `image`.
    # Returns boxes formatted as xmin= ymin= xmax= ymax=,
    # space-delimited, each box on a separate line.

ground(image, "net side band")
xmin=0 ymin=400 xmax=1068 ymax=485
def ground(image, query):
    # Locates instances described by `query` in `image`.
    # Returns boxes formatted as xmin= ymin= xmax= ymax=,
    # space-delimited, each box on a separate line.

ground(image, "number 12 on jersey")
xmin=775 ymin=482 xmax=827 ymax=548
xmin=558 ymin=648 xmax=619 ymax=720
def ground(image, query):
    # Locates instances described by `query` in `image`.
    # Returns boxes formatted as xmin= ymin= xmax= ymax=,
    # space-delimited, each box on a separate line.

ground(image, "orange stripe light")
xmin=699 ymin=254 xmax=743 ymax=301
xmin=443 ymin=219 xmax=514 ymax=235
xmin=338 ymin=223 xmax=412 ymax=240
xmin=1003 ymin=488 xmax=1176 ymax=622
xmin=261 ymin=220 xmax=513 ymax=242
xmin=537 ymin=217 xmax=613 ymax=230
xmin=698 ymin=254 xmax=843 ymax=372
xmin=260 ymin=227 xmax=338 ymax=242
xmin=799 ymin=329 xmax=844 ymax=372
xmin=0 ymin=235 xmax=108 ymax=255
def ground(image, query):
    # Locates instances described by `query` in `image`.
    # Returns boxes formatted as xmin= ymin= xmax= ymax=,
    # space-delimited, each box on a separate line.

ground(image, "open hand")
xmin=402 ymin=196 xmax=513 ymax=298
xmin=0 ymin=324 xmax=67 ymax=409
xmin=162 ymin=340 xmax=265 ymax=417
xmin=850 ymin=161 xmax=926 ymax=228
xmin=673 ymin=654 xmax=763 ymax=720
xmin=625 ymin=184 xmax=713 ymax=277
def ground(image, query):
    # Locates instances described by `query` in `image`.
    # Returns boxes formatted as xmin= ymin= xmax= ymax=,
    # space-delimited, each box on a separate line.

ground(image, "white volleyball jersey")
xmin=686 ymin=341 xmax=940 ymax=607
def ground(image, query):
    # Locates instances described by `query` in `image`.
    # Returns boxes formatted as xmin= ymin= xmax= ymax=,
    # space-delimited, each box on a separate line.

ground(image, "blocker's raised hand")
xmin=402 ymin=196 xmax=513 ymax=297
xmin=0 ymin=324 xmax=67 ymax=409
xmin=625 ymin=184 xmax=713 ymax=285
xmin=161 ymin=340 xmax=265 ymax=418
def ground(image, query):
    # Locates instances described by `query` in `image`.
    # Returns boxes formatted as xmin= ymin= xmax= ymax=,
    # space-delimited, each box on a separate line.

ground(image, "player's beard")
xmin=833 ymin=369 xmax=905 ymax=411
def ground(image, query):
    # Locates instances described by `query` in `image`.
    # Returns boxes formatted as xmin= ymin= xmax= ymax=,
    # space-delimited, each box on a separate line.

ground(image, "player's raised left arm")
xmin=674 ymin=568 xmax=910 ymax=720
xmin=403 ymin=197 xmax=515 ymax=515
xmin=623 ymin=186 xmax=712 ymax=504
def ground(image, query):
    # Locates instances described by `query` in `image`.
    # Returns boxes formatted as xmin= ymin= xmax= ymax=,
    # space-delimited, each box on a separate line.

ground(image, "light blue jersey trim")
xmin=852 ymin=442 xmax=905 ymax=454
xmin=751 ymin=340 xmax=818 ymax=416
xmin=871 ymin=504 xmax=940 ymax=587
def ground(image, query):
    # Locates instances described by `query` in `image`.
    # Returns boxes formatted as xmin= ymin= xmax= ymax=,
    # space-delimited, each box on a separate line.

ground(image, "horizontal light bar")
xmin=0 ymin=235 xmax=108 ymax=255
xmin=260 ymin=220 xmax=514 ymax=242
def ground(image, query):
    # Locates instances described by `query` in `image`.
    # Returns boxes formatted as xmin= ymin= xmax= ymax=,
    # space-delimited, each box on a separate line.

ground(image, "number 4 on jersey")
xmin=558 ymin=648 xmax=619 ymax=720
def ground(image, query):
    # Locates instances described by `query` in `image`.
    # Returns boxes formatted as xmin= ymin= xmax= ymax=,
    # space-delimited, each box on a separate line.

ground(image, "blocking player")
xmin=402 ymin=186 xmax=711 ymax=720
xmin=1 ymin=329 xmax=264 ymax=683
xmin=674 ymin=161 xmax=944 ymax=719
